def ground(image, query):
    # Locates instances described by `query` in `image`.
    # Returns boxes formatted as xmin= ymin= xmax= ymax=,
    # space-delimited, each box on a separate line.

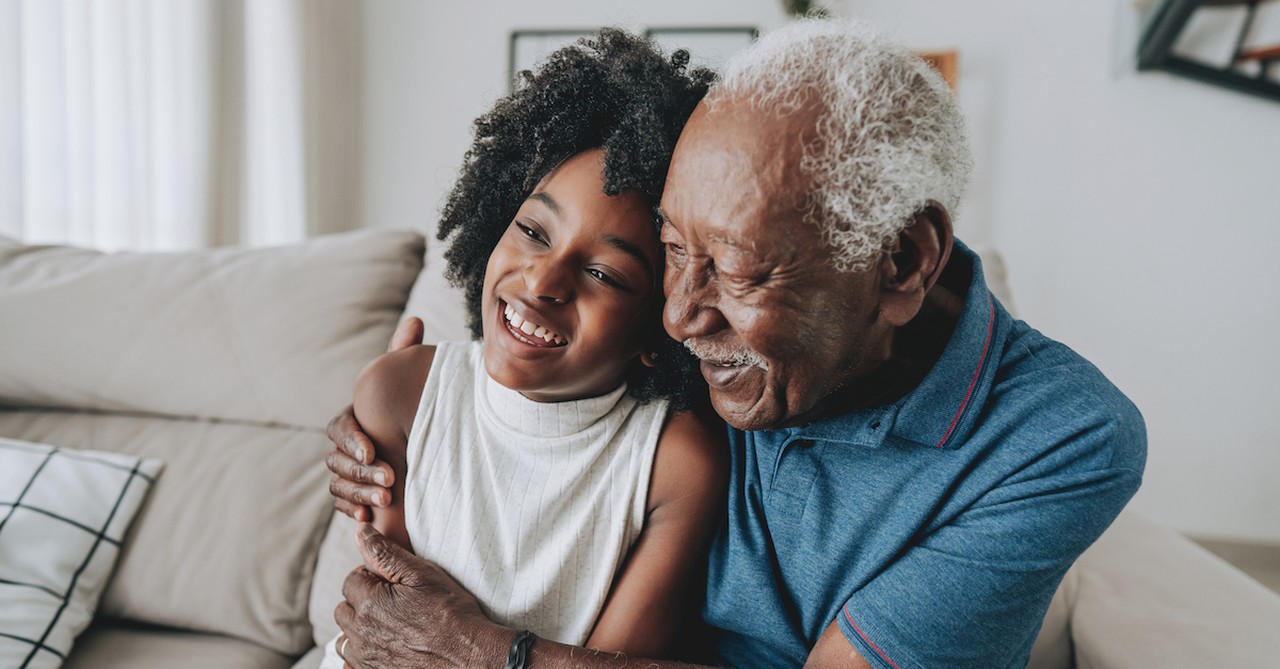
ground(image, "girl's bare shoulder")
xmin=354 ymin=344 xmax=438 ymax=442
xmin=648 ymin=407 xmax=728 ymax=515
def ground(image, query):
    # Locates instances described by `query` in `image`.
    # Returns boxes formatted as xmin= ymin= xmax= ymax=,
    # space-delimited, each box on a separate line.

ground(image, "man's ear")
xmin=878 ymin=201 xmax=954 ymax=327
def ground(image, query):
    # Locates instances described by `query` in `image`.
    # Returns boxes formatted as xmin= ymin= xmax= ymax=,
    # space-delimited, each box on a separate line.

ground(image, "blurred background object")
xmin=0 ymin=0 xmax=362 ymax=250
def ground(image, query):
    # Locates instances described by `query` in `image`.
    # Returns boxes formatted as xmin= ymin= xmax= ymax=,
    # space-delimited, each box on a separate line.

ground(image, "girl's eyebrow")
xmin=603 ymin=236 xmax=654 ymax=282
xmin=527 ymin=192 xmax=561 ymax=216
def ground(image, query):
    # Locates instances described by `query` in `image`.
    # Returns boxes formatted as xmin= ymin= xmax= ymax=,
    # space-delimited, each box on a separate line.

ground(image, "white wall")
xmin=361 ymin=0 xmax=1280 ymax=542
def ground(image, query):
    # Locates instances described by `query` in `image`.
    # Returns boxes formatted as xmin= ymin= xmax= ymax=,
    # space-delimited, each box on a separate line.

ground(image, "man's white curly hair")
xmin=711 ymin=18 xmax=973 ymax=273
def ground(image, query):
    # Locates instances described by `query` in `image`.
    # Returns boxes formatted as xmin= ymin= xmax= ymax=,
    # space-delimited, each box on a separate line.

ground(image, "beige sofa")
xmin=1 ymin=231 xmax=1277 ymax=669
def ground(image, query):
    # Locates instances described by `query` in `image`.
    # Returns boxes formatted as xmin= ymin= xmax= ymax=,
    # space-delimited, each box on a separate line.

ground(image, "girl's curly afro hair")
xmin=436 ymin=28 xmax=715 ymax=409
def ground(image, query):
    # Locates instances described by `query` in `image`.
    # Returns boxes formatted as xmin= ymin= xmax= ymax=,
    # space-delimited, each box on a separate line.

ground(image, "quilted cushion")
xmin=0 ymin=438 xmax=162 ymax=669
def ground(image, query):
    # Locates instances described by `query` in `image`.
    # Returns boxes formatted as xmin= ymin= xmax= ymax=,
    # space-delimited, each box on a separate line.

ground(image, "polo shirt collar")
xmin=892 ymin=240 xmax=1004 ymax=449
xmin=786 ymin=240 xmax=1005 ymax=450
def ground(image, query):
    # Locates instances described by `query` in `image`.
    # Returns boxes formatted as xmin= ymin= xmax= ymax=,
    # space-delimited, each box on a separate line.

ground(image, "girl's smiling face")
xmin=481 ymin=149 xmax=661 ymax=402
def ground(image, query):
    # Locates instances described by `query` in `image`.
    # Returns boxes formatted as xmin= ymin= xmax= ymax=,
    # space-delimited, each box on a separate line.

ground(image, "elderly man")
xmin=326 ymin=18 xmax=1144 ymax=669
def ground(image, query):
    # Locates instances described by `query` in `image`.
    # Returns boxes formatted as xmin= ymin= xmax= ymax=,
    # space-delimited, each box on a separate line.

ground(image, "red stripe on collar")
xmin=935 ymin=292 xmax=995 ymax=449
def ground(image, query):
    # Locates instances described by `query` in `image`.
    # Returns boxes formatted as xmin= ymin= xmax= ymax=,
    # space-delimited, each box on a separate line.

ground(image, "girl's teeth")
xmin=504 ymin=303 xmax=563 ymax=344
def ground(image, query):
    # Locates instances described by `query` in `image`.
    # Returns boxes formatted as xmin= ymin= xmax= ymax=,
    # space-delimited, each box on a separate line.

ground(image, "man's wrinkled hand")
xmin=335 ymin=524 xmax=508 ymax=669
xmin=326 ymin=407 xmax=392 ymax=522
xmin=324 ymin=317 xmax=424 ymax=520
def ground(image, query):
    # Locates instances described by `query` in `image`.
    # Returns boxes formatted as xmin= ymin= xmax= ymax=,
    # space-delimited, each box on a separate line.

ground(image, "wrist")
xmin=461 ymin=620 xmax=517 ymax=668
xmin=504 ymin=630 xmax=536 ymax=669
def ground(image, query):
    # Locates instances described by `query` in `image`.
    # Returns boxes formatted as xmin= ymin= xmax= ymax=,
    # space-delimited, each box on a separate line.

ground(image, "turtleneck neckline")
xmin=480 ymin=373 xmax=629 ymax=439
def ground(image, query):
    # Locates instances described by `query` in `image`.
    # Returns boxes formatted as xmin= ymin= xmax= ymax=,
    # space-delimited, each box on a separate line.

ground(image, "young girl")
xmin=320 ymin=29 xmax=725 ymax=667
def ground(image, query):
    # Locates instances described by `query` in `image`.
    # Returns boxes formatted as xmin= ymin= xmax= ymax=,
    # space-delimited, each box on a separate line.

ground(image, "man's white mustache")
xmin=682 ymin=338 xmax=768 ymax=370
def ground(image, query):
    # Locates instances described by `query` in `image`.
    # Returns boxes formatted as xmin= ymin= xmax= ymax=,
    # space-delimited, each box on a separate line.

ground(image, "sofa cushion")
xmin=1026 ymin=570 xmax=1073 ymax=669
xmin=308 ymin=512 xmax=362 ymax=649
xmin=289 ymin=645 xmax=325 ymax=669
xmin=402 ymin=241 xmax=470 ymax=345
xmin=0 ymin=438 xmax=162 ymax=669
xmin=1067 ymin=510 xmax=1280 ymax=668
xmin=0 ymin=230 xmax=425 ymax=429
xmin=0 ymin=411 xmax=334 ymax=656
xmin=62 ymin=622 xmax=294 ymax=669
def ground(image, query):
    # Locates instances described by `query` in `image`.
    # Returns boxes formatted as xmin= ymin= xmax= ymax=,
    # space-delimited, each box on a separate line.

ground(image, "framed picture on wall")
xmin=509 ymin=29 xmax=597 ymax=90
xmin=1138 ymin=0 xmax=1280 ymax=103
xmin=645 ymin=26 xmax=759 ymax=72
xmin=508 ymin=26 xmax=759 ymax=91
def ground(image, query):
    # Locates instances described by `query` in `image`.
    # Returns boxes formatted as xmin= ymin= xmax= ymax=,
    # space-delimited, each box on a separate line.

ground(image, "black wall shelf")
xmin=1138 ymin=0 xmax=1280 ymax=103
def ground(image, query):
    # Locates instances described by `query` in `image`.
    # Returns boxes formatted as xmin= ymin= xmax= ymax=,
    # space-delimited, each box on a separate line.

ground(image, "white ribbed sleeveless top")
xmin=403 ymin=341 xmax=668 ymax=644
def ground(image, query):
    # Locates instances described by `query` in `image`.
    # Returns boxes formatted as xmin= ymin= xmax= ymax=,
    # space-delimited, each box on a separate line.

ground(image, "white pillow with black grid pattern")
xmin=0 ymin=438 xmax=162 ymax=669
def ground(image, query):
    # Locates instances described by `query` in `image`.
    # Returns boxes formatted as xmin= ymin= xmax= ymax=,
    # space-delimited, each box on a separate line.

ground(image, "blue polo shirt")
xmin=703 ymin=241 xmax=1146 ymax=668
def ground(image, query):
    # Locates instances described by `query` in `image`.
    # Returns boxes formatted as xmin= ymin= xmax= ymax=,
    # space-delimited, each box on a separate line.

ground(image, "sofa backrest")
xmin=0 ymin=230 xmax=425 ymax=655
xmin=0 ymin=230 xmax=425 ymax=429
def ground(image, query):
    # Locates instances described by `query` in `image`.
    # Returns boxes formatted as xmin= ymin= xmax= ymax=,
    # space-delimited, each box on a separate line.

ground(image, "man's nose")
xmin=525 ymin=256 xmax=573 ymax=304
xmin=664 ymin=265 xmax=726 ymax=340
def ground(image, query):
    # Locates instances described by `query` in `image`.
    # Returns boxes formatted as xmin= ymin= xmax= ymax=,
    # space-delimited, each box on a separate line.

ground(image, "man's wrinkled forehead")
xmin=655 ymin=206 xmax=753 ymax=250
xmin=670 ymin=96 xmax=818 ymax=179
xmin=661 ymin=99 xmax=816 ymax=219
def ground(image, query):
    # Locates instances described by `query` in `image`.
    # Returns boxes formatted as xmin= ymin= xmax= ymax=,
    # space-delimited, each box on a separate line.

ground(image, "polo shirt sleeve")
xmin=836 ymin=414 xmax=1145 ymax=669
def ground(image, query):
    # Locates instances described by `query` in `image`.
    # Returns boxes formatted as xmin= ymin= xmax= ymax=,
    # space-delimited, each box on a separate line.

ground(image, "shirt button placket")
xmin=766 ymin=436 xmax=820 ymax=564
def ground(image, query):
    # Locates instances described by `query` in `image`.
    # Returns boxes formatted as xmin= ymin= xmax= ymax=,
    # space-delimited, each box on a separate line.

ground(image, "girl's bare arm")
xmin=351 ymin=344 xmax=437 ymax=552
xmin=584 ymin=407 xmax=729 ymax=658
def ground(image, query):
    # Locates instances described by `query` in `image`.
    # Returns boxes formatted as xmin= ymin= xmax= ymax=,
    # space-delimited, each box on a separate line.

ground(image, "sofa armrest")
xmin=1060 ymin=510 xmax=1280 ymax=668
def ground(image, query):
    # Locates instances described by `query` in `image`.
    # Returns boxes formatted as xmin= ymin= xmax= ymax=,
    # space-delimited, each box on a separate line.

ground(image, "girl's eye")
xmin=515 ymin=222 xmax=545 ymax=244
xmin=587 ymin=268 xmax=627 ymax=291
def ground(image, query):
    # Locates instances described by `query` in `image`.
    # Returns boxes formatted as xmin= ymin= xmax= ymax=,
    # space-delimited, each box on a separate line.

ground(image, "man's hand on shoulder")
xmin=326 ymin=317 xmax=425 ymax=521
xmin=327 ymin=407 xmax=391 ymax=522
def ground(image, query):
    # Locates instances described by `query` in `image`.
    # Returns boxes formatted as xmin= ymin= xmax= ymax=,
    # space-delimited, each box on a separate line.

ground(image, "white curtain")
xmin=0 ymin=0 xmax=361 ymax=251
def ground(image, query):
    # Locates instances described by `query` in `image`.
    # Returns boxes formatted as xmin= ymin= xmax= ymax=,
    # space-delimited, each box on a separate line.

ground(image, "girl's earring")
xmin=641 ymin=351 xmax=658 ymax=368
